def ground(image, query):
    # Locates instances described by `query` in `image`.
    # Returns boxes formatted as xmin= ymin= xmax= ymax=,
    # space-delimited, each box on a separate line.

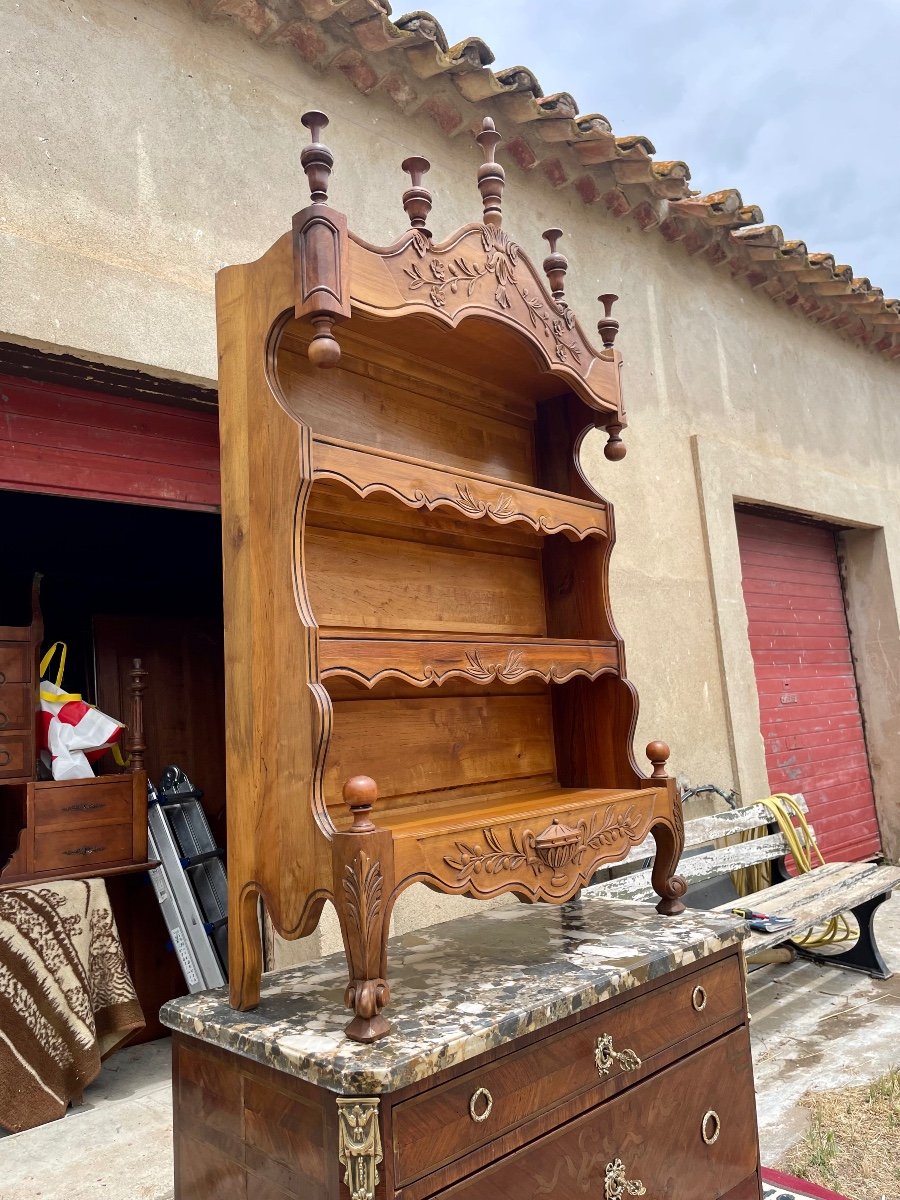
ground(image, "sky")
xmin=424 ymin=0 xmax=900 ymax=298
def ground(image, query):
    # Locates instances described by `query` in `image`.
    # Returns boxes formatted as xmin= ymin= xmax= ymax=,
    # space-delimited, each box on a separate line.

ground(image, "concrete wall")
xmin=3 ymin=0 xmax=899 ymax=960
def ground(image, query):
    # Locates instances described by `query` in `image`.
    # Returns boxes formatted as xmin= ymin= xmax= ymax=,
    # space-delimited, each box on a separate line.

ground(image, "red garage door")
xmin=0 ymin=374 xmax=220 ymax=510
xmin=737 ymin=511 xmax=880 ymax=861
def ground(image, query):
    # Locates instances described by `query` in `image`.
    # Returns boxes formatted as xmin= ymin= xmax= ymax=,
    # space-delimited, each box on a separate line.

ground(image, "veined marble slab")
xmin=160 ymin=897 xmax=745 ymax=1095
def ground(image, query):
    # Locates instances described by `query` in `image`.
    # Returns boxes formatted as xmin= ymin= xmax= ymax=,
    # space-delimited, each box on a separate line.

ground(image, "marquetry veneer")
xmin=219 ymin=110 xmax=687 ymax=1039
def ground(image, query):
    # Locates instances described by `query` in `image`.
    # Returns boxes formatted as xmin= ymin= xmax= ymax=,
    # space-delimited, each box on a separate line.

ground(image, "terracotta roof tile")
xmin=190 ymin=0 xmax=900 ymax=361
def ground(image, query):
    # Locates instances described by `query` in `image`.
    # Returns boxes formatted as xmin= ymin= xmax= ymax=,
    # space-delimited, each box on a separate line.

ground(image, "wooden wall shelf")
xmin=219 ymin=110 xmax=686 ymax=1042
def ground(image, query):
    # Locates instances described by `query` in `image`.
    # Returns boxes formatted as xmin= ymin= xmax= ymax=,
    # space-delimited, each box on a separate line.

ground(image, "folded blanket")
xmin=0 ymin=879 xmax=144 ymax=1132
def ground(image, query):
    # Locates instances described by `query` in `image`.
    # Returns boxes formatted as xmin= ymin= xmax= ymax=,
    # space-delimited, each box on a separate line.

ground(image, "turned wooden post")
xmin=127 ymin=657 xmax=147 ymax=774
xmin=401 ymin=155 xmax=432 ymax=237
xmin=331 ymin=775 xmax=396 ymax=1043
xmin=294 ymin=109 xmax=351 ymax=369
xmin=643 ymin=741 xmax=688 ymax=916
xmin=542 ymin=228 xmax=568 ymax=305
xmin=475 ymin=117 xmax=505 ymax=227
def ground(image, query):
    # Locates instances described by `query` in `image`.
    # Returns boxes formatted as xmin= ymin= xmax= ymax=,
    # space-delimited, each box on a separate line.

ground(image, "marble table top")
xmin=161 ymin=897 xmax=745 ymax=1095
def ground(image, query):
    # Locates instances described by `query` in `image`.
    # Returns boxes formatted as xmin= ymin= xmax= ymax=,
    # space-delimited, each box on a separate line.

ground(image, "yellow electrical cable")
xmin=731 ymin=792 xmax=855 ymax=947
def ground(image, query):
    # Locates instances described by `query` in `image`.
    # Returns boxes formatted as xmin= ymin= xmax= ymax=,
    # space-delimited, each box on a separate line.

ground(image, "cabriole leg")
xmin=332 ymin=776 xmax=396 ymax=1042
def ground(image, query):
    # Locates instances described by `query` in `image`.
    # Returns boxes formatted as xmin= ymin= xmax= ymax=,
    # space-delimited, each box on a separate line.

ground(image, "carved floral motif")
xmin=444 ymin=805 xmax=643 ymax=886
xmin=403 ymin=225 xmax=584 ymax=365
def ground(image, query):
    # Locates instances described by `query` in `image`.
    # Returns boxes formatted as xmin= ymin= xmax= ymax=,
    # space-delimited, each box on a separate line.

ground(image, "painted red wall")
xmin=737 ymin=511 xmax=880 ymax=861
xmin=0 ymin=375 xmax=219 ymax=511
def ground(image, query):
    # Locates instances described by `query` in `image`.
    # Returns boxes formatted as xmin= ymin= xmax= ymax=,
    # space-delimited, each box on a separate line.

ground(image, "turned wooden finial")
xmin=343 ymin=775 xmax=378 ymax=833
xmin=646 ymin=741 xmax=670 ymax=781
xmin=475 ymin=116 xmax=505 ymax=227
xmin=300 ymin=110 xmax=333 ymax=204
xmin=597 ymin=293 xmax=620 ymax=349
xmin=542 ymin=228 xmax=568 ymax=305
xmin=401 ymin=155 xmax=432 ymax=236
xmin=127 ymin=657 xmax=147 ymax=774
xmin=603 ymin=421 xmax=626 ymax=461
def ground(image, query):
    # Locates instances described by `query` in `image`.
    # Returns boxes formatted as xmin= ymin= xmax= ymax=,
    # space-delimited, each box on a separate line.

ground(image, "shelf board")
xmin=313 ymin=435 xmax=607 ymax=541
xmin=319 ymin=634 xmax=619 ymax=688
xmin=381 ymin=783 xmax=653 ymax=840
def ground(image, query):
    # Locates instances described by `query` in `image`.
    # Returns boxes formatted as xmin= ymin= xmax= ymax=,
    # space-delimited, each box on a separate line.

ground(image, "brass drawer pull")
xmin=701 ymin=1109 xmax=721 ymax=1145
xmin=692 ymin=984 xmax=707 ymax=1012
xmin=604 ymin=1157 xmax=646 ymax=1198
xmin=0 ymin=671 xmax=6 ymax=685
xmin=62 ymin=802 xmax=104 ymax=814
xmin=595 ymin=1034 xmax=641 ymax=1078
xmin=468 ymin=1087 xmax=493 ymax=1123
xmin=0 ymin=750 xmax=10 ymax=766
xmin=0 ymin=712 xmax=8 ymax=729
xmin=64 ymin=845 xmax=104 ymax=857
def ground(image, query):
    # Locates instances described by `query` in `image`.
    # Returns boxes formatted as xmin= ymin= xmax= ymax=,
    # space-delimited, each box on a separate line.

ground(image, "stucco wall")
xmin=3 ymin=0 xmax=898 ymax=958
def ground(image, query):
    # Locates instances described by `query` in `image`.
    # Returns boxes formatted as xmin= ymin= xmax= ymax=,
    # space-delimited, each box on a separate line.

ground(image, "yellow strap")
xmin=38 ymin=642 xmax=82 ymax=703
xmin=40 ymin=641 xmax=68 ymax=686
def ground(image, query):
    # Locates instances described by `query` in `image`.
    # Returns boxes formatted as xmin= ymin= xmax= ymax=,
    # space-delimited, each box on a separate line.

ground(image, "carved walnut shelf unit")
xmin=219 ymin=110 xmax=687 ymax=1041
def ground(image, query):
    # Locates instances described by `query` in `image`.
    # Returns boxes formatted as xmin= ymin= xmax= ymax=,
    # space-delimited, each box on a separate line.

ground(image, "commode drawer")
xmin=0 ymin=645 xmax=28 ymax=685
xmin=33 ymin=777 xmax=135 ymax=830
xmin=0 ymin=683 xmax=32 ymax=732
xmin=33 ymin=821 xmax=134 ymax=873
xmin=393 ymin=953 xmax=745 ymax=1186
xmin=436 ymin=1028 xmax=759 ymax=1200
xmin=0 ymin=733 xmax=28 ymax=778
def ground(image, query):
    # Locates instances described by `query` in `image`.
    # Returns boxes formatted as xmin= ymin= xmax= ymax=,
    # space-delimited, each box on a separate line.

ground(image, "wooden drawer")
xmin=33 ymin=778 xmax=135 ymax=830
xmin=437 ymin=1028 xmax=759 ymax=1200
xmin=33 ymin=821 xmax=134 ymax=873
xmin=0 ymin=683 xmax=32 ymax=732
xmin=394 ymin=953 xmax=744 ymax=1186
xmin=0 ymin=645 xmax=28 ymax=685
xmin=0 ymin=733 xmax=28 ymax=778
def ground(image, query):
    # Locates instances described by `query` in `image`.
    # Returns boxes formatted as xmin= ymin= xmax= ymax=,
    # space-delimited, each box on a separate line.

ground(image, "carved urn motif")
xmin=533 ymin=819 xmax=581 ymax=885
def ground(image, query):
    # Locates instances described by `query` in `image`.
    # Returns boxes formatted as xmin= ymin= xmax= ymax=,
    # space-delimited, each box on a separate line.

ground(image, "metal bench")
xmin=583 ymin=794 xmax=900 ymax=979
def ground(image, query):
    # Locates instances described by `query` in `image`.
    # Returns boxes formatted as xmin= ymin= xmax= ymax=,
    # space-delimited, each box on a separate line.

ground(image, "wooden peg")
xmin=343 ymin=775 xmax=378 ymax=833
xmin=401 ymin=155 xmax=432 ymax=236
xmin=127 ymin=657 xmax=147 ymax=774
xmin=597 ymin=293 xmax=620 ymax=349
xmin=646 ymin=741 xmax=670 ymax=781
xmin=300 ymin=110 xmax=334 ymax=204
xmin=475 ymin=116 xmax=505 ymax=227
xmin=542 ymin=228 xmax=568 ymax=304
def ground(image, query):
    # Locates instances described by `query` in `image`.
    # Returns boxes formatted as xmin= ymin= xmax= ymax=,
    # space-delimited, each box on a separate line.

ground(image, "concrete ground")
xmin=1 ymin=894 xmax=898 ymax=1199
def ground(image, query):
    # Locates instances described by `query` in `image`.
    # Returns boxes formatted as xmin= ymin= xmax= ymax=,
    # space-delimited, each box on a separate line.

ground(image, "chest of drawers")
xmin=163 ymin=900 xmax=762 ymax=1200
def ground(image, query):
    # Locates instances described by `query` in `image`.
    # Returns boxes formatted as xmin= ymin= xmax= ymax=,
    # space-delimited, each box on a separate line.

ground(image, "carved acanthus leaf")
xmin=342 ymin=851 xmax=384 ymax=964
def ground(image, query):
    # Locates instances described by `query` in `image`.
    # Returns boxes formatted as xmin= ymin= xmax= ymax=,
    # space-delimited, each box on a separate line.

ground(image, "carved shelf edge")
xmin=346 ymin=227 xmax=623 ymax=414
xmin=313 ymin=437 xmax=609 ymax=540
xmin=393 ymin=787 xmax=671 ymax=903
xmin=318 ymin=636 xmax=620 ymax=689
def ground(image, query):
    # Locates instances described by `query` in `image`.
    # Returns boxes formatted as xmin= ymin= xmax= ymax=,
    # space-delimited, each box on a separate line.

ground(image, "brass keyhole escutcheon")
xmin=595 ymin=1034 xmax=641 ymax=1078
xmin=701 ymin=1109 xmax=721 ymax=1145
xmin=692 ymin=984 xmax=707 ymax=1012
xmin=604 ymin=1157 xmax=647 ymax=1198
xmin=468 ymin=1086 xmax=493 ymax=1123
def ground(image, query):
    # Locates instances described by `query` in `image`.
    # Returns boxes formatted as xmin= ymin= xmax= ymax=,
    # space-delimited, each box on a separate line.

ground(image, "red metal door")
xmin=0 ymin=375 xmax=220 ymax=510
xmin=737 ymin=511 xmax=880 ymax=860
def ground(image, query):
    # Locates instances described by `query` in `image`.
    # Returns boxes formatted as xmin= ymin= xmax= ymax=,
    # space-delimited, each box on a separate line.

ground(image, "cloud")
xmin=426 ymin=0 xmax=900 ymax=295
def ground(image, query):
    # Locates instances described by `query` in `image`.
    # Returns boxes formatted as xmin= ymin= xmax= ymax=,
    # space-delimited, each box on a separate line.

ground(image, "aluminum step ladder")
xmin=147 ymin=765 xmax=228 ymax=992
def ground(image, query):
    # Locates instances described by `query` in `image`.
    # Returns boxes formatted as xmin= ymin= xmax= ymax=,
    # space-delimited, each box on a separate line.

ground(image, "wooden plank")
xmin=313 ymin=436 xmax=608 ymax=541
xmin=723 ymin=862 xmax=900 ymax=952
xmin=585 ymin=833 xmax=791 ymax=903
xmin=318 ymin=636 xmax=618 ymax=689
xmin=306 ymin=526 xmax=547 ymax=637
xmin=325 ymin=691 xmax=556 ymax=808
